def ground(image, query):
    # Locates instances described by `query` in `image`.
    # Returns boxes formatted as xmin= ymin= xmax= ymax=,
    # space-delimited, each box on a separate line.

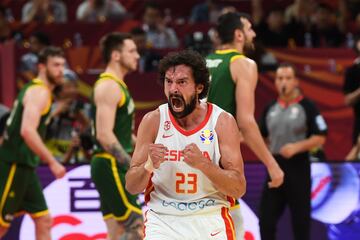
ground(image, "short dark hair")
xmin=277 ymin=62 xmax=297 ymax=76
xmin=216 ymin=12 xmax=251 ymax=44
xmin=100 ymin=32 xmax=132 ymax=64
xmin=38 ymin=46 xmax=65 ymax=64
xmin=159 ymin=50 xmax=210 ymax=99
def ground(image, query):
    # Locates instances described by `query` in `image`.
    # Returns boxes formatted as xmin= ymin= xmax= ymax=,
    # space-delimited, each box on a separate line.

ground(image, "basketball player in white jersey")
xmin=126 ymin=50 xmax=246 ymax=240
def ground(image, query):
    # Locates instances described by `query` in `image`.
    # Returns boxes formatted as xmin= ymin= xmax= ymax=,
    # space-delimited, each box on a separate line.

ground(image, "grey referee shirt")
xmin=259 ymin=96 xmax=327 ymax=155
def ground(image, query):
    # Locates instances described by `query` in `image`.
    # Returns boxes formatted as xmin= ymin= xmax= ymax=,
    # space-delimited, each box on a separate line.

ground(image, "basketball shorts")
xmin=0 ymin=161 xmax=48 ymax=227
xmin=144 ymin=207 xmax=236 ymax=240
xmin=91 ymin=153 xmax=142 ymax=224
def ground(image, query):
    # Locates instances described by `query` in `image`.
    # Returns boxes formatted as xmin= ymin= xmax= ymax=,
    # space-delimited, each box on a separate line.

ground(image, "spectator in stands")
xmin=253 ymin=6 xmax=290 ymax=47
xmin=45 ymin=69 xmax=92 ymax=164
xmin=308 ymin=3 xmax=344 ymax=47
xmin=189 ymin=0 xmax=221 ymax=24
xmin=343 ymin=36 xmax=360 ymax=149
xmin=20 ymin=31 xmax=51 ymax=79
xmin=284 ymin=0 xmax=316 ymax=25
xmin=142 ymin=2 xmax=179 ymax=49
xmin=21 ymin=0 xmax=67 ymax=23
xmin=0 ymin=104 xmax=9 ymax=145
xmin=259 ymin=63 xmax=327 ymax=240
xmin=0 ymin=5 xmax=21 ymax=43
xmin=130 ymin=27 xmax=161 ymax=72
xmin=76 ymin=0 xmax=127 ymax=22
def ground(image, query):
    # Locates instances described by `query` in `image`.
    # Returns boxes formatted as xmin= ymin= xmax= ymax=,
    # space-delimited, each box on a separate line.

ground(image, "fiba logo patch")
xmin=164 ymin=121 xmax=171 ymax=131
xmin=200 ymin=129 xmax=214 ymax=144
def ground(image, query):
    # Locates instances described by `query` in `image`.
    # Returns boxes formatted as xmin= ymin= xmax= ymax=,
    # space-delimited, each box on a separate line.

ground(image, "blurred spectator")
xmin=254 ymin=7 xmax=291 ymax=47
xmin=21 ymin=0 xmax=67 ymax=23
xmin=76 ymin=0 xmax=127 ymax=22
xmin=189 ymin=0 xmax=221 ymax=24
xmin=207 ymin=5 xmax=237 ymax=50
xmin=0 ymin=5 xmax=21 ymax=43
xmin=20 ymin=31 xmax=51 ymax=79
xmin=45 ymin=69 xmax=92 ymax=164
xmin=184 ymin=31 xmax=213 ymax=56
xmin=0 ymin=104 xmax=9 ymax=145
xmin=343 ymin=36 xmax=360 ymax=146
xmin=130 ymin=27 xmax=161 ymax=72
xmin=284 ymin=0 xmax=316 ymax=25
xmin=308 ymin=3 xmax=344 ymax=47
xmin=142 ymin=2 xmax=179 ymax=49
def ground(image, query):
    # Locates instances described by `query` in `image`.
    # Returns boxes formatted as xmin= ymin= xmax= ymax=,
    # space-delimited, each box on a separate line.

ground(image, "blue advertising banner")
xmin=3 ymin=163 xmax=360 ymax=240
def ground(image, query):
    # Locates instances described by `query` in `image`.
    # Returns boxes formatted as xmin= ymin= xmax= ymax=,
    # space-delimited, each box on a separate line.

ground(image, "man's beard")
xmin=119 ymin=58 xmax=136 ymax=72
xmin=46 ymin=69 xmax=61 ymax=86
xmin=243 ymin=39 xmax=255 ymax=53
xmin=168 ymin=93 xmax=197 ymax=119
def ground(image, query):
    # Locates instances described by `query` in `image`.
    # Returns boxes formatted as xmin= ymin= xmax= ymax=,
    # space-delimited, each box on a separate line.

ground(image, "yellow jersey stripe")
xmin=0 ymin=164 xmax=17 ymax=227
xmin=215 ymin=49 xmax=241 ymax=54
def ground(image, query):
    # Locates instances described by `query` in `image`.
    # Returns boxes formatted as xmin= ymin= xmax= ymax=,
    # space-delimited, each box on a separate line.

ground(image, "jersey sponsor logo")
xmin=164 ymin=149 xmax=211 ymax=161
xmin=200 ymin=129 xmax=214 ymax=144
xmin=206 ymin=59 xmax=223 ymax=68
xmin=210 ymin=230 xmax=221 ymax=236
xmin=162 ymin=199 xmax=216 ymax=211
xmin=162 ymin=133 xmax=174 ymax=138
xmin=164 ymin=120 xmax=171 ymax=131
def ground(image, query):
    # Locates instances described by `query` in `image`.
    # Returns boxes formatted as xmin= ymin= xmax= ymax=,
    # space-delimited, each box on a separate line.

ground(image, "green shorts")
xmin=0 ymin=161 xmax=48 ymax=227
xmin=91 ymin=153 xmax=142 ymax=223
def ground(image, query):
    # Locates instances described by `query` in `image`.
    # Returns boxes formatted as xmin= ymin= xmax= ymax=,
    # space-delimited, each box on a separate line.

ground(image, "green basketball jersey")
xmin=0 ymin=79 xmax=52 ymax=168
xmin=206 ymin=49 xmax=244 ymax=116
xmin=92 ymin=73 xmax=135 ymax=154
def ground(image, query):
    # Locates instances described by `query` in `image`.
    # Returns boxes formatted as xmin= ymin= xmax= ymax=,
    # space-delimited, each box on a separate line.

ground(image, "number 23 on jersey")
xmin=176 ymin=172 xmax=198 ymax=194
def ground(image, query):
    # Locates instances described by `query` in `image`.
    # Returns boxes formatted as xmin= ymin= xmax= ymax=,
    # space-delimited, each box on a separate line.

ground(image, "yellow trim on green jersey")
xmin=230 ymin=55 xmax=245 ymax=63
xmin=215 ymin=49 xmax=241 ymax=54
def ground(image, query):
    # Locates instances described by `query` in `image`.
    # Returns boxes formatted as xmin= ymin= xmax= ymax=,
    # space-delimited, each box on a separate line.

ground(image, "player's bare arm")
xmin=125 ymin=110 xmax=162 ymax=194
xmin=183 ymin=112 xmax=246 ymax=199
xmin=21 ymin=86 xmax=65 ymax=178
xmin=231 ymin=57 xmax=284 ymax=188
xmin=94 ymin=79 xmax=131 ymax=165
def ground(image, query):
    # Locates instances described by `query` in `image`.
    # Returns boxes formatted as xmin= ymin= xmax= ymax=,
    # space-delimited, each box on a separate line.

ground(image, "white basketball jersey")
xmin=145 ymin=103 xmax=234 ymax=216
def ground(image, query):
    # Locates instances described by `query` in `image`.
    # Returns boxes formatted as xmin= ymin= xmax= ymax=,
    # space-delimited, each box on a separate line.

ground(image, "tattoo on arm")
xmin=105 ymin=142 xmax=131 ymax=165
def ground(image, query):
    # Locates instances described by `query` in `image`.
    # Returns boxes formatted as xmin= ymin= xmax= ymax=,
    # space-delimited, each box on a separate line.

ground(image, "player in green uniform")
xmin=206 ymin=12 xmax=284 ymax=239
xmin=0 ymin=46 xmax=66 ymax=239
xmin=91 ymin=32 xmax=142 ymax=240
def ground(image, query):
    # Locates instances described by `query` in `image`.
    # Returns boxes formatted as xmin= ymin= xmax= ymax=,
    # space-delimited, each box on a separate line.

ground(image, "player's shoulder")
xmin=232 ymin=55 xmax=256 ymax=66
xmin=138 ymin=108 xmax=161 ymax=136
xmin=144 ymin=108 xmax=160 ymax=121
xmin=216 ymin=109 xmax=237 ymax=128
xmin=25 ymin=83 xmax=50 ymax=100
xmin=94 ymin=77 xmax=119 ymax=90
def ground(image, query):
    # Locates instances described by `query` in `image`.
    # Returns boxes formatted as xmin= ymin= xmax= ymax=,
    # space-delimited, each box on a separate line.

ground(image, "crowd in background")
xmin=0 ymin=0 xmax=360 ymax=164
